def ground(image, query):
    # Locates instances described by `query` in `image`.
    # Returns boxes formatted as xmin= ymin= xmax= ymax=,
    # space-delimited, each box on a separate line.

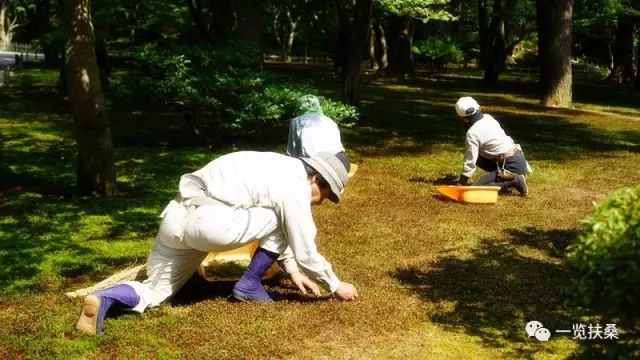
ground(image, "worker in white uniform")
xmin=287 ymin=94 xmax=345 ymax=158
xmin=76 ymin=151 xmax=358 ymax=335
xmin=454 ymin=96 xmax=530 ymax=196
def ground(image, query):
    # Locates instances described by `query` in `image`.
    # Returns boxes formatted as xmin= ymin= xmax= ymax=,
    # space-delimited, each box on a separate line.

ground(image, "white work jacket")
xmin=287 ymin=113 xmax=345 ymax=158
xmin=179 ymin=151 xmax=341 ymax=292
xmin=462 ymin=114 xmax=515 ymax=178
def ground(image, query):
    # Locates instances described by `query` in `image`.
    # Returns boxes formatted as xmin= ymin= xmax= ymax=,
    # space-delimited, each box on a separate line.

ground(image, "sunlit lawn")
xmin=1 ymin=66 xmax=639 ymax=359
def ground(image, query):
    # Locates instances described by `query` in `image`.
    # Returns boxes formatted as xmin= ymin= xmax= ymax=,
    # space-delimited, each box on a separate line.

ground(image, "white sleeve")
xmin=461 ymin=132 xmax=479 ymax=178
xmin=178 ymin=173 xmax=207 ymax=199
xmin=277 ymin=246 xmax=300 ymax=274
xmin=277 ymin=187 xmax=341 ymax=292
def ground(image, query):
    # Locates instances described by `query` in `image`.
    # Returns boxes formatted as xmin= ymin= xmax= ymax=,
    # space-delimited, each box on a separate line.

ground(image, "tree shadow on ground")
xmin=340 ymin=73 xmax=639 ymax=160
xmin=169 ymin=273 xmax=330 ymax=306
xmin=392 ymin=227 xmax=578 ymax=358
xmin=408 ymin=173 xmax=458 ymax=185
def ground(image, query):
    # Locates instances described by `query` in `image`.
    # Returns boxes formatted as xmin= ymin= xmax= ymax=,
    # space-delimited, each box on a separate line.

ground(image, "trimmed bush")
xmin=112 ymin=44 xmax=358 ymax=146
xmin=567 ymin=186 xmax=640 ymax=325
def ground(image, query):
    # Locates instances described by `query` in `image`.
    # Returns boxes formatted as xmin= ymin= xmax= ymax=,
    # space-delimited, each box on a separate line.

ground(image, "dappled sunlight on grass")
xmin=393 ymin=231 xmax=578 ymax=358
xmin=1 ymin=67 xmax=639 ymax=358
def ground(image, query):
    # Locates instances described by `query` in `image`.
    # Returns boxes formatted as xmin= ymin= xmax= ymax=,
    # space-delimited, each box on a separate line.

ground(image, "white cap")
xmin=455 ymin=97 xmax=480 ymax=117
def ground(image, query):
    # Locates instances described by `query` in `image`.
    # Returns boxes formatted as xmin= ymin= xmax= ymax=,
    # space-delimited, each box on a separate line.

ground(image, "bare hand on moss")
xmin=334 ymin=282 xmax=358 ymax=301
xmin=290 ymin=272 xmax=321 ymax=296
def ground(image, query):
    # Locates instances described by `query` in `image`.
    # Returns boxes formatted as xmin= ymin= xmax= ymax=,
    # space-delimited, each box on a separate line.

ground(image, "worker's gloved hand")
xmin=334 ymin=281 xmax=358 ymax=301
xmin=456 ymin=175 xmax=469 ymax=186
xmin=290 ymin=272 xmax=321 ymax=296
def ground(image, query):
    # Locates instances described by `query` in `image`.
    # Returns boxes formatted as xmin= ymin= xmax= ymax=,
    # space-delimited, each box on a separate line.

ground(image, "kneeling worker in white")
xmin=76 ymin=151 xmax=358 ymax=335
xmin=454 ymin=96 xmax=531 ymax=196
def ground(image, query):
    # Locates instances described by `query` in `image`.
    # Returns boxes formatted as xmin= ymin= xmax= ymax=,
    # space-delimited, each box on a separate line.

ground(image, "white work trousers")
xmin=125 ymin=203 xmax=287 ymax=313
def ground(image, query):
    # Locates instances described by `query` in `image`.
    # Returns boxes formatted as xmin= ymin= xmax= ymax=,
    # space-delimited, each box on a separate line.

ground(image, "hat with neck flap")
xmin=297 ymin=94 xmax=324 ymax=116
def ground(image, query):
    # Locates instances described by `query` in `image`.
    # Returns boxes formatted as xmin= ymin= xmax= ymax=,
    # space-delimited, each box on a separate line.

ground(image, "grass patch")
xmin=1 ymin=67 xmax=638 ymax=359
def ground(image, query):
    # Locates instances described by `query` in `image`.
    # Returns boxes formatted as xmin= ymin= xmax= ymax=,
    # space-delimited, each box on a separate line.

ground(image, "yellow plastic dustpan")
xmin=197 ymin=240 xmax=280 ymax=281
xmin=436 ymin=185 xmax=501 ymax=204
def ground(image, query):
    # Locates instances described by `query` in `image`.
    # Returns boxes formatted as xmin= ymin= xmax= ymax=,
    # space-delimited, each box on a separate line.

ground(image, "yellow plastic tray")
xmin=436 ymin=185 xmax=501 ymax=204
xmin=197 ymin=240 xmax=280 ymax=281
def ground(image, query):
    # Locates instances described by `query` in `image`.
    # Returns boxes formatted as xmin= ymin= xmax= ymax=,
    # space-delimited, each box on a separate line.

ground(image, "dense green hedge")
xmin=567 ymin=186 xmax=640 ymax=325
xmin=113 ymin=44 xmax=358 ymax=146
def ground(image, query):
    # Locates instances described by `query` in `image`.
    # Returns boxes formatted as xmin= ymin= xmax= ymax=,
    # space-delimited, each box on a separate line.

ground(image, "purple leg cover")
xmin=232 ymin=247 xmax=278 ymax=302
xmin=77 ymin=284 xmax=140 ymax=335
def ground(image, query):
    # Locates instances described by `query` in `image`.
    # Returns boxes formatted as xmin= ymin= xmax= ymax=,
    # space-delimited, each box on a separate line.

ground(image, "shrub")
xmin=566 ymin=186 xmax=640 ymax=326
xmin=412 ymin=37 xmax=464 ymax=70
xmin=112 ymin=45 xmax=358 ymax=146
xmin=509 ymin=39 xmax=538 ymax=67
xmin=571 ymin=57 xmax=610 ymax=79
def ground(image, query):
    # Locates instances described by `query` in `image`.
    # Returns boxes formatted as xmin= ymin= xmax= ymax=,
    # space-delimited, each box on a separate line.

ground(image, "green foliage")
xmin=573 ymin=0 xmax=640 ymax=67
xmin=377 ymin=0 xmax=455 ymax=21
xmin=509 ymin=39 xmax=538 ymax=67
xmin=567 ymin=186 xmax=640 ymax=322
xmin=5 ymin=65 xmax=640 ymax=359
xmin=412 ymin=37 xmax=463 ymax=65
xmin=92 ymin=0 xmax=189 ymax=43
xmin=113 ymin=45 xmax=357 ymax=144
xmin=572 ymin=57 xmax=610 ymax=79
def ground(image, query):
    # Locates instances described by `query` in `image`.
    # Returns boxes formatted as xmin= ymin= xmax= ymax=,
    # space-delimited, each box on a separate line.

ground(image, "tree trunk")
xmin=482 ymin=20 xmax=508 ymax=83
xmin=284 ymin=10 xmax=299 ymax=63
xmin=61 ymin=0 xmax=117 ymax=195
xmin=286 ymin=23 xmax=297 ymax=62
xmin=636 ymin=30 xmax=640 ymax=91
xmin=186 ymin=0 xmax=214 ymax=43
xmin=607 ymin=16 xmax=635 ymax=83
xmin=386 ymin=15 xmax=413 ymax=76
xmin=0 ymin=1 xmax=7 ymax=44
xmin=0 ymin=0 xmax=19 ymax=44
xmin=479 ymin=0 xmax=518 ymax=83
xmin=536 ymin=0 xmax=573 ymax=108
xmin=234 ymin=0 xmax=264 ymax=45
xmin=334 ymin=0 xmax=373 ymax=106
xmin=378 ymin=22 xmax=388 ymax=71
xmin=369 ymin=20 xmax=388 ymax=73
xmin=369 ymin=25 xmax=378 ymax=72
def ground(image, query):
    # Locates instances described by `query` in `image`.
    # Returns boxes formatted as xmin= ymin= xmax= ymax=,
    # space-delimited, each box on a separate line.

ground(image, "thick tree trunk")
xmin=62 ymin=0 xmax=116 ymax=195
xmin=536 ymin=0 xmax=573 ymax=108
xmin=607 ymin=16 xmax=635 ymax=83
xmin=334 ymin=0 xmax=373 ymax=106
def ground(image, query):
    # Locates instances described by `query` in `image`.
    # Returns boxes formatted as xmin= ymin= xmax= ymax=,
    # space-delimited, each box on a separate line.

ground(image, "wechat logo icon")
xmin=526 ymin=320 xmax=551 ymax=342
